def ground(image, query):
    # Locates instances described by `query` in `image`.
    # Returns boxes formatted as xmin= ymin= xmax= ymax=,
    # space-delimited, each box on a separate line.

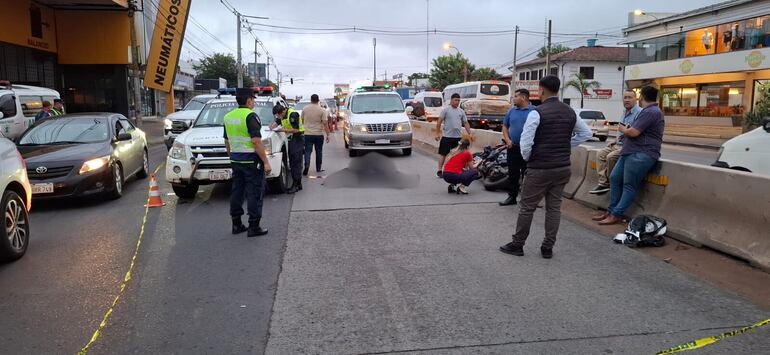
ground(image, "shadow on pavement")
xmin=323 ymin=152 xmax=420 ymax=189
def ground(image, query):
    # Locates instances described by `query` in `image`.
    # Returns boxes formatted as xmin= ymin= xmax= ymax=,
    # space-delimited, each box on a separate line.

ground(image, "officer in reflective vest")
xmin=270 ymin=104 xmax=304 ymax=193
xmin=51 ymin=99 xmax=65 ymax=116
xmin=223 ymin=88 xmax=272 ymax=237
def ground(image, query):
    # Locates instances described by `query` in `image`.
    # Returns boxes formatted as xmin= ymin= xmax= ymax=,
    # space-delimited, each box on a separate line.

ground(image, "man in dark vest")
xmin=499 ymin=75 xmax=592 ymax=259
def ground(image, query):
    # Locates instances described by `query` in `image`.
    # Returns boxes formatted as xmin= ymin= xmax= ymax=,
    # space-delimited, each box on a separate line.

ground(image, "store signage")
xmin=515 ymin=80 xmax=541 ymax=100
xmin=594 ymin=89 xmax=613 ymax=99
xmin=626 ymin=47 xmax=770 ymax=81
xmin=144 ymin=0 xmax=192 ymax=92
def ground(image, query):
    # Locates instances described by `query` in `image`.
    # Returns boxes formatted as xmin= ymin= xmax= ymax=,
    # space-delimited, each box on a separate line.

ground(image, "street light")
xmin=634 ymin=9 xmax=660 ymax=20
xmin=442 ymin=42 xmax=467 ymax=82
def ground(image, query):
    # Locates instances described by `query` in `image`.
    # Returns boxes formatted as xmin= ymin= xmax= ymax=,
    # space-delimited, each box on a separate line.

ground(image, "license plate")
xmin=375 ymin=139 xmax=390 ymax=144
xmin=32 ymin=183 xmax=54 ymax=194
xmin=208 ymin=170 xmax=231 ymax=181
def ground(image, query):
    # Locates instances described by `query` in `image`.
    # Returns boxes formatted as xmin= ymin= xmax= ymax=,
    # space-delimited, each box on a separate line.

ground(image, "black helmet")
xmin=614 ymin=215 xmax=667 ymax=247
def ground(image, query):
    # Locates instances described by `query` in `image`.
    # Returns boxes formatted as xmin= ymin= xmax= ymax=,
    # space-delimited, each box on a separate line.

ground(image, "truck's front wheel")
xmin=267 ymin=156 xmax=290 ymax=194
xmin=172 ymin=183 xmax=199 ymax=199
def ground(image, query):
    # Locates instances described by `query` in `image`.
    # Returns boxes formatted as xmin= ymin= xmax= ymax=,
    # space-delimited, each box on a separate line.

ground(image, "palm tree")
xmin=565 ymin=73 xmax=601 ymax=108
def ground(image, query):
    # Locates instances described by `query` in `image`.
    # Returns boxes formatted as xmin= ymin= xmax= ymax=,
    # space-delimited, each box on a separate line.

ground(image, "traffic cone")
xmin=145 ymin=174 xmax=166 ymax=207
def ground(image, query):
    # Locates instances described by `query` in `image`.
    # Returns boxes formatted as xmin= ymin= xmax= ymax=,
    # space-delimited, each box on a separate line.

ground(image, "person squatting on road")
xmin=588 ymin=90 xmax=642 ymax=195
xmin=224 ymin=88 xmax=271 ymax=238
xmin=435 ymin=93 xmax=472 ymax=178
xmin=499 ymin=88 xmax=534 ymax=206
xmin=594 ymin=86 xmax=665 ymax=225
xmin=301 ymin=94 xmax=330 ymax=176
xmin=499 ymin=75 xmax=593 ymax=259
xmin=271 ymin=104 xmax=305 ymax=194
xmin=442 ymin=135 xmax=480 ymax=195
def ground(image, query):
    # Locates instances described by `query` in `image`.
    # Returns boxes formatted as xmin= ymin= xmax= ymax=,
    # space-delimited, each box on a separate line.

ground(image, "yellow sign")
xmin=679 ymin=60 xmax=694 ymax=74
xmin=745 ymin=50 xmax=767 ymax=68
xmin=144 ymin=0 xmax=192 ymax=92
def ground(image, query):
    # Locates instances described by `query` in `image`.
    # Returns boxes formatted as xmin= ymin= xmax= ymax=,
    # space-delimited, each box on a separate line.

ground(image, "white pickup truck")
xmin=165 ymin=96 xmax=291 ymax=198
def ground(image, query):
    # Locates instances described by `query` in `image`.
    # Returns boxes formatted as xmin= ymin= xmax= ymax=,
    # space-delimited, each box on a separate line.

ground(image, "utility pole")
xmin=545 ymin=19 xmax=552 ymax=78
xmin=236 ymin=12 xmax=243 ymax=87
xmin=267 ymin=56 xmax=270 ymax=84
xmin=373 ymin=38 xmax=377 ymax=85
xmin=426 ymin=0 xmax=429 ymax=75
xmin=127 ymin=0 xmax=143 ymax=124
xmin=512 ymin=25 xmax=519 ymax=89
xmin=254 ymin=38 xmax=259 ymax=84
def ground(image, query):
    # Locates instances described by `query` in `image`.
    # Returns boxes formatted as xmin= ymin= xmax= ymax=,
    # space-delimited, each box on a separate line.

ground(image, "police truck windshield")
xmin=193 ymin=102 xmax=237 ymax=127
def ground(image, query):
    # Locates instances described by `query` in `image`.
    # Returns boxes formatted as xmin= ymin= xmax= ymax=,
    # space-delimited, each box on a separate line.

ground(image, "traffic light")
xmin=290 ymin=78 xmax=294 ymax=85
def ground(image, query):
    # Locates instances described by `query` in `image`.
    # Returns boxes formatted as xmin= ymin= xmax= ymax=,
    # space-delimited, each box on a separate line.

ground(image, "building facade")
xmin=510 ymin=46 xmax=628 ymax=120
xmin=623 ymin=0 xmax=770 ymax=126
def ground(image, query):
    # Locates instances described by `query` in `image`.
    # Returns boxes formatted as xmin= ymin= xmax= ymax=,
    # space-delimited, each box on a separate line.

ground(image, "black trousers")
xmin=230 ymin=162 xmax=265 ymax=223
xmin=507 ymin=146 xmax=527 ymax=198
xmin=288 ymin=135 xmax=305 ymax=185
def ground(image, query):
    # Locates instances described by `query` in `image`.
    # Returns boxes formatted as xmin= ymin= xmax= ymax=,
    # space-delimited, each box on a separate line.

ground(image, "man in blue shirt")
xmin=499 ymin=88 xmax=534 ymax=206
xmin=589 ymin=90 xmax=642 ymax=194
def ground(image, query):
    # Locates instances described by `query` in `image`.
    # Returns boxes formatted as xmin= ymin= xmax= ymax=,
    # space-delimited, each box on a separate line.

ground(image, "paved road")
xmin=581 ymin=140 xmax=718 ymax=166
xmin=1 ymin=132 xmax=767 ymax=354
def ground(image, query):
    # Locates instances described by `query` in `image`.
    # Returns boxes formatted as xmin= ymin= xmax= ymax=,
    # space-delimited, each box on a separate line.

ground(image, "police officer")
xmin=51 ymin=99 xmax=65 ymax=116
xmin=270 ymin=104 xmax=304 ymax=194
xmin=224 ymin=88 xmax=272 ymax=237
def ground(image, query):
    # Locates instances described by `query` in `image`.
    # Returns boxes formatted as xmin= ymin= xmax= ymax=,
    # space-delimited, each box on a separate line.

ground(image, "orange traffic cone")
xmin=145 ymin=174 xmax=166 ymax=207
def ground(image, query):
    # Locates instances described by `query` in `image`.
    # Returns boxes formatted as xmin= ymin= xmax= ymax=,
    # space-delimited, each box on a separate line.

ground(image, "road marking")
xmin=78 ymin=163 xmax=165 ymax=355
xmin=655 ymin=318 xmax=770 ymax=354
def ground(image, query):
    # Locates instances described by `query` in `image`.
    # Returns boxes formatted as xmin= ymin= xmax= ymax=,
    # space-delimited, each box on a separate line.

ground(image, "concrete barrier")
xmin=571 ymin=149 xmax=612 ymax=209
xmin=564 ymin=146 xmax=589 ymax=199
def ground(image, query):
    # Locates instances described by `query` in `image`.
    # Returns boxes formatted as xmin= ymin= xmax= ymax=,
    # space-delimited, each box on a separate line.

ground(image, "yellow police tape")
xmin=78 ymin=163 xmax=164 ymax=355
xmin=656 ymin=318 xmax=770 ymax=354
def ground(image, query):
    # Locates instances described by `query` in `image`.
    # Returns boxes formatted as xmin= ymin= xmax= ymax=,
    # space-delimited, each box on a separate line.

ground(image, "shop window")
xmin=661 ymin=87 xmax=698 ymax=116
xmin=684 ymin=27 xmax=717 ymax=57
xmin=753 ymin=80 xmax=770 ymax=111
xmin=629 ymin=42 xmax=656 ymax=64
xmin=579 ymin=66 xmax=594 ymax=79
xmin=661 ymin=82 xmax=745 ymax=117
xmin=743 ymin=16 xmax=770 ymax=50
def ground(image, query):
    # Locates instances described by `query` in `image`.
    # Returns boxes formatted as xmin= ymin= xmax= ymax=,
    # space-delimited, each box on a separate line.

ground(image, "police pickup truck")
xmin=165 ymin=96 xmax=291 ymax=198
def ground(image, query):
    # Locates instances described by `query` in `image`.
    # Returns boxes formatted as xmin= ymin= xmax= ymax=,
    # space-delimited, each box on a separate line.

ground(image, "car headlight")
xmin=169 ymin=141 xmax=187 ymax=160
xmin=396 ymin=122 xmax=411 ymax=132
xmin=263 ymin=138 xmax=272 ymax=155
xmin=351 ymin=124 xmax=368 ymax=133
xmin=79 ymin=156 xmax=110 ymax=175
xmin=164 ymin=118 xmax=172 ymax=129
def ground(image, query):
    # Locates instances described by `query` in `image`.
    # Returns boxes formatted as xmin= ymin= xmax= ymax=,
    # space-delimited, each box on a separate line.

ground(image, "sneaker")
xmin=499 ymin=242 xmax=524 ymax=256
xmin=457 ymin=185 xmax=469 ymax=194
xmin=589 ymin=185 xmax=610 ymax=194
xmin=540 ymin=247 xmax=553 ymax=259
xmin=447 ymin=184 xmax=457 ymax=193
xmin=436 ymin=170 xmax=443 ymax=178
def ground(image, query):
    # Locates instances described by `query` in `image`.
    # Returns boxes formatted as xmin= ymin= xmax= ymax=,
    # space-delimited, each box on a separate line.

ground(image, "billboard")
xmin=144 ymin=0 xmax=192 ymax=92
xmin=334 ymin=83 xmax=350 ymax=96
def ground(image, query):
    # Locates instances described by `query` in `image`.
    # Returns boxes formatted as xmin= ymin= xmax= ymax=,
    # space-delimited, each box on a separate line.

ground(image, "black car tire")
xmin=172 ymin=183 xmax=199 ymax=199
xmin=402 ymin=148 xmax=412 ymax=156
xmin=267 ymin=155 xmax=290 ymax=194
xmin=0 ymin=189 xmax=30 ymax=262
xmin=107 ymin=163 xmax=124 ymax=200
xmin=136 ymin=149 xmax=149 ymax=179
xmin=482 ymin=176 xmax=509 ymax=191
xmin=349 ymin=149 xmax=357 ymax=157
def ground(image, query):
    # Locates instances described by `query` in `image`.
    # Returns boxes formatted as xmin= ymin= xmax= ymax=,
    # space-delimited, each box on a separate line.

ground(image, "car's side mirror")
xmin=763 ymin=117 xmax=770 ymax=133
xmin=116 ymin=133 xmax=132 ymax=141
xmin=175 ymin=107 xmax=183 ymax=112
xmin=0 ymin=112 xmax=4 ymax=119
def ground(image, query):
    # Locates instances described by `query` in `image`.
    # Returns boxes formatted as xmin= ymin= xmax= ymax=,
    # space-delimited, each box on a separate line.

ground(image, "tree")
xmin=537 ymin=44 xmax=571 ymax=58
xmin=407 ymin=72 xmax=429 ymax=86
xmin=470 ymin=67 xmax=500 ymax=81
xmin=565 ymin=73 xmax=601 ymax=108
xmin=193 ymin=53 xmax=254 ymax=87
xmin=429 ymin=53 xmax=476 ymax=90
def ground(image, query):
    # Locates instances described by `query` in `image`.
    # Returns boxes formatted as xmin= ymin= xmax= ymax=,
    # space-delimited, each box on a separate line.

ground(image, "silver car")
xmin=0 ymin=137 xmax=31 ymax=262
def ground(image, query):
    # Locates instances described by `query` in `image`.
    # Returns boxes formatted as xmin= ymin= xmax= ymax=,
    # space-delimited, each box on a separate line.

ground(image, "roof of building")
xmin=515 ymin=46 xmax=628 ymax=69
xmin=623 ymin=0 xmax=755 ymax=32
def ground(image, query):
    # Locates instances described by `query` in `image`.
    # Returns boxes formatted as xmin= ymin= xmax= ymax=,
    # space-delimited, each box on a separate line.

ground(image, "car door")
xmin=113 ymin=117 xmax=137 ymax=174
xmin=118 ymin=116 xmax=143 ymax=175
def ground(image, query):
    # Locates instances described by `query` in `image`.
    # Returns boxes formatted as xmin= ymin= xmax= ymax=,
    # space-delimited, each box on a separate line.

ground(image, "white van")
xmin=412 ymin=91 xmax=443 ymax=122
xmin=0 ymin=81 xmax=61 ymax=140
xmin=342 ymin=86 xmax=412 ymax=157
xmin=712 ymin=119 xmax=770 ymax=177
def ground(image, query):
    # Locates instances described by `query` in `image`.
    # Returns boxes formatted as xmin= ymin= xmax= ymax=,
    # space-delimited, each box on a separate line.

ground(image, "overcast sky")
xmin=177 ymin=0 xmax=723 ymax=98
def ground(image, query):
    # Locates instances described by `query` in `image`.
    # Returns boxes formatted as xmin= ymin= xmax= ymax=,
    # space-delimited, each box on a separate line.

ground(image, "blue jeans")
xmin=607 ymin=152 xmax=657 ymax=217
xmin=304 ymin=135 xmax=324 ymax=171
xmin=230 ymin=162 xmax=265 ymax=223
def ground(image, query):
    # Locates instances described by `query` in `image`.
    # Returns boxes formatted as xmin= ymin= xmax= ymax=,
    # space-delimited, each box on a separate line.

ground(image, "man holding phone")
xmin=588 ymin=89 xmax=642 ymax=194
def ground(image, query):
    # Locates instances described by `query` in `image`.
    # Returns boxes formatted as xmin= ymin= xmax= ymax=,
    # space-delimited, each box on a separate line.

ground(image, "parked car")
xmin=712 ymin=118 xmax=770 ymax=176
xmin=0 ymin=81 xmax=61 ymax=140
xmin=574 ymin=109 xmax=609 ymax=142
xmin=164 ymin=94 xmax=221 ymax=149
xmin=0 ymin=137 xmax=31 ymax=262
xmin=16 ymin=113 xmax=149 ymax=200
xmin=293 ymin=100 xmax=311 ymax=112
xmin=165 ymin=96 xmax=291 ymax=198
xmin=343 ymin=86 xmax=412 ymax=157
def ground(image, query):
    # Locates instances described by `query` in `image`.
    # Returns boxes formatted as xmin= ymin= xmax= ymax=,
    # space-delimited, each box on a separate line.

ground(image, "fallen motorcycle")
xmin=473 ymin=143 xmax=509 ymax=191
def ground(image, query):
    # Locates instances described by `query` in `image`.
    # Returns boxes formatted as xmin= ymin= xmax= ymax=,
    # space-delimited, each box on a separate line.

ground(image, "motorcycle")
xmin=473 ymin=142 xmax=509 ymax=191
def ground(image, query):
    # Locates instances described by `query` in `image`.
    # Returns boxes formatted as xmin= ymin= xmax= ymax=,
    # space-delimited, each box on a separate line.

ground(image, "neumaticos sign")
xmin=144 ymin=0 xmax=192 ymax=92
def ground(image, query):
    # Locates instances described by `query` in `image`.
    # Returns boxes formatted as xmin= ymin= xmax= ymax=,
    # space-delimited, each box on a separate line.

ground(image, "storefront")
xmin=624 ymin=2 xmax=770 ymax=126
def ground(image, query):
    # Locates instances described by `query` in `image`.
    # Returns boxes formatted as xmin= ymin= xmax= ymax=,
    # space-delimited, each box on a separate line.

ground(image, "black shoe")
xmin=317 ymin=169 xmax=325 ymax=173
xmin=499 ymin=195 xmax=518 ymax=206
xmin=302 ymin=167 xmax=309 ymax=176
xmin=589 ymin=185 xmax=610 ymax=194
xmin=232 ymin=219 xmax=248 ymax=235
xmin=541 ymin=247 xmax=553 ymax=259
xmin=248 ymin=224 xmax=269 ymax=237
xmin=447 ymin=184 xmax=457 ymax=193
xmin=499 ymin=242 xmax=524 ymax=256
xmin=436 ymin=170 xmax=443 ymax=178
xmin=286 ymin=185 xmax=299 ymax=194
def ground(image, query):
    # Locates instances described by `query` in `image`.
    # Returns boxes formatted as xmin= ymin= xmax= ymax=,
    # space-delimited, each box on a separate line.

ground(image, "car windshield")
xmin=579 ymin=111 xmax=606 ymax=120
xmin=18 ymin=117 xmax=110 ymax=145
xmin=253 ymin=101 xmax=276 ymax=125
xmin=184 ymin=99 xmax=208 ymax=111
xmin=424 ymin=97 xmax=443 ymax=107
xmin=324 ymin=99 xmax=337 ymax=109
xmin=194 ymin=102 xmax=238 ymax=127
xmin=294 ymin=102 xmax=310 ymax=111
xmin=350 ymin=94 xmax=404 ymax=114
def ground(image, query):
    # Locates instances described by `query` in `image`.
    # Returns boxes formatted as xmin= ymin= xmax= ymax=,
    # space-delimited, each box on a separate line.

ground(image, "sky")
xmin=175 ymin=0 xmax=724 ymax=98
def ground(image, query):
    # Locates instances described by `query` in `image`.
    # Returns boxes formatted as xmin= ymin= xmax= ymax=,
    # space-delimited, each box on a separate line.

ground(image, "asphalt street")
xmin=581 ymin=140 xmax=718 ymax=166
xmin=0 ymin=129 xmax=767 ymax=355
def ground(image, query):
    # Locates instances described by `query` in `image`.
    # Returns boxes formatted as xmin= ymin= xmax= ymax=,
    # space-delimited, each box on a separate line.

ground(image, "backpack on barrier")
xmin=613 ymin=215 xmax=667 ymax=248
